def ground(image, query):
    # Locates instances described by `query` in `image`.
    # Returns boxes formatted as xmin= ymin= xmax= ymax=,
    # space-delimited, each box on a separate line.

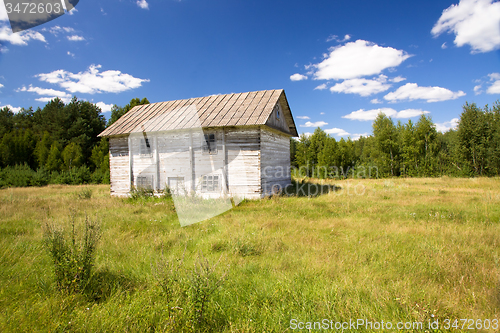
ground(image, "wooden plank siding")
xmin=100 ymin=90 xmax=297 ymax=198
xmin=260 ymin=128 xmax=292 ymax=195
xmin=109 ymin=136 xmax=130 ymax=197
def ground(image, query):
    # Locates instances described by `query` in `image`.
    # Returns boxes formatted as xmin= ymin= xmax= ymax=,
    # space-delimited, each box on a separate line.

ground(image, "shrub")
xmin=76 ymin=187 xmax=93 ymax=200
xmin=43 ymin=214 xmax=101 ymax=294
xmin=187 ymin=253 xmax=228 ymax=330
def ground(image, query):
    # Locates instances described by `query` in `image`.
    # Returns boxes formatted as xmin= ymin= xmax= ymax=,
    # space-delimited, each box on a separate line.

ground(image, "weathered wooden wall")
xmin=108 ymin=125 xmax=289 ymax=199
xmin=260 ymin=127 xmax=291 ymax=195
xmin=225 ymin=127 xmax=261 ymax=199
xmin=265 ymin=101 xmax=292 ymax=135
xmin=109 ymin=136 xmax=130 ymax=197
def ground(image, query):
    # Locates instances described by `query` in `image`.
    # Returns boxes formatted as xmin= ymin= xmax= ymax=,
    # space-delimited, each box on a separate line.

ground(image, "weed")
xmin=43 ymin=213 xmax=101 ymax=294
xmin=187 ymin=252 xmax=228 ymax=331
xmin=76 ymin=187 xmax=93 ymax=199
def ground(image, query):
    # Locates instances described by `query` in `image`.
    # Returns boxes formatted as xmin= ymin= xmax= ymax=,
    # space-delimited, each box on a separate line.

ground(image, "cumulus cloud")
xmin=0 ymin=104 xmax=22 ymax=113
xmin=435 ymin=118 xmax=459 ymax=132
xmin=486 ymin=73 xmax=500 ymax=94
xmin=296 ymin=116 xmax=310 ymax=120
xmin=342 ymin=108 xmax=430 ymax=121
xmin=300 ymin=121 xmax=328 ymax=127
xmin=290 ymin=73 xmax=308 ymax=81
xmin=17 ymin=85 xmax=72 ymax=103
xmin=36 ymin=64 xmax=150 ymax=94
xmin=314 ymin=83 xmax=328 ymax=90
xmin=330 ymin=75 xmax=392 ymax=96
xmin=432 ymin=0 xmax=500 ymax=53
xmin=370 ymin=98 xmax=383 ymax=104
xmin=325 ymin=127 xmax=350 ymax=136
xmin=352 ymin=133 xmax=371 ymax=140
xmin=137 ymin=0 xmax=149 ymax=9
xmin=313 ymin=40 xmax=411 ymax=80
xmin=384 ymin=83 xmax=466 ymax=102
xmin=0 ymin=26 xmax=46 ymax=45
xmin=67 ymin=35 xmax=85 ymax=41
xmin=95 ymin=102 xmax=114 ymax=112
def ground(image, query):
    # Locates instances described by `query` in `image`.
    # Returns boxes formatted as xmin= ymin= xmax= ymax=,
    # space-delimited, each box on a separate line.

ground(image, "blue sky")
xmin=0 ymin=0 xmax=499 ymax=139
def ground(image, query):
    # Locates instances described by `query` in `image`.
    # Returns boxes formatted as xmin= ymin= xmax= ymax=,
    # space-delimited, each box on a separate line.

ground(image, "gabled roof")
xmin=99 ymin=89 xmax=298 ymax=137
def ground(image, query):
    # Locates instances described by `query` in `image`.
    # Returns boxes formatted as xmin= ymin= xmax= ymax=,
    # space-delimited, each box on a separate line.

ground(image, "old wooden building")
xmin=99 ymin=89 xmax=298 ymax=199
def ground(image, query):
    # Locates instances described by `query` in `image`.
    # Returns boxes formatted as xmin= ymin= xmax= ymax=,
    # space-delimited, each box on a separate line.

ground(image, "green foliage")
xmin=292 ymin=100 xmax=500 ymax=179
xmin=62 ymin=142 xmax=83 ymax=170
xmin=76 ymin=187 xmax=93 ymax=199
xmin=43 ymin=214 xmax=101 ymax=294
xmin=45 ymin=143 xmax=63 ymax=172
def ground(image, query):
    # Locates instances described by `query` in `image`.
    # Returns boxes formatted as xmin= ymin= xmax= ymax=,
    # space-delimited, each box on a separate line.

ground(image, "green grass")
xmin=0 ymin=178 xmax=499 ymax=332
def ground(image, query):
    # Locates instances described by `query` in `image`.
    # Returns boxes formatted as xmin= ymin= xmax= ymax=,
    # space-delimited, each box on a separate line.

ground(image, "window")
xmin=140 ymin=137 xmax=152 ymax=156
xmin=136 ymin=176 xmax=153 ymax=190
xmin=274 ymin=104 xmax=281 ymax=120
xmin=201 ymin=175 xmax=220 ymax=192
xmin=202 ymin=133 xmax=217 ymax=154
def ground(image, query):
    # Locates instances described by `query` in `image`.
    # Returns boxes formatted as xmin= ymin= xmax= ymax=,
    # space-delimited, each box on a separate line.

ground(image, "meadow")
xmin=0 ymin=177 xmax=499 ymax=332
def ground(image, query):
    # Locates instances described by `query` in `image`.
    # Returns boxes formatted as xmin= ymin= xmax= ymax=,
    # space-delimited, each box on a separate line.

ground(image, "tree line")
xmin=0 ymin=98 xmax=498 ymax=188
xmin=291 ymin=101 xmax=500 ymax=179
xmin=0 ymin=97 xmax=149 ymax=187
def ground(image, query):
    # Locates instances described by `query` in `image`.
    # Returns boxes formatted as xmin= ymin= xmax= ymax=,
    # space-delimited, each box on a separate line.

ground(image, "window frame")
xmin=202 ymin=132 xmax=217 ymax=155
xmin=139 ymin=137 xmax=152 ymax=157
xmin=201 ymin=174 xmax=220 ymax=193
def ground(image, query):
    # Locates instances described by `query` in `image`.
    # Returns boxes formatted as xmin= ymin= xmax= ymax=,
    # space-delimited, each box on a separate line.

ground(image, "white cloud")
xmin=0 ymin=26 xmax=46 ymax=45
xmin=290 ymin=73 xmax=308 ymax=81
xmin=435 ymin=118 xmax=459 ymax=132
xmin=326 ymin=34 xmax=351 ymax=43
xmin=391 ymin=76 xmax=406 ymax=83
xmin=432 ymin=0 xmax=500 ymax=53
xmin=300 ymin=121 xmax=328 ymax=127
xmin=0 ymin=104 xmax=22 ymax=113
xmin=137 ymin=0 xmax=149 ymax=9
xmin=487 ymin=72 xmax=500 ymax=94
xmin=17 ymin=85 xmax=70 ymax=98
xmin=441 ymin=42 xmax=448 ymax=49
xmin=330 ymin=75 xmax=392 ymax=96
xmin=352 ymin=133 xmax=370 ymax=140
xmin=46 ymin=26 xmax=75 ymax=35
xmin=325 ymin=127 xmax=350 ymax=136
xmin=370 ymin=98 xmax=383 ymax=104
xmin=35 ymin=96 xmax=71 ymax=103
xmin=67 ymin=51 xmax=75 ymax=57
xmin=0 ymin=83 xmax=3 ymax=88
xmin=95 ymin=102 xmax=113 ymax=112
xmin=296 ymin=116 xmax=310 ymax=120
xmin=396 ymin=109 xmax=431 ymax=118
xmin=17 ymin=85 xmax=72 ymax=103
xmin=384 ymin=83 xmax=466 ymax=102
xmin=36 ymin=64 xmax=150 ymax=94
xmin=342 ymin=108 xmax=430 ymax=121
xmin=67 ymin=35 xmax=85 ymax=41
xmin=320 ymin=112 xmax=325 ymax=115
xmin=474 ymin=84 xmax=482 ymax=94
xmin=314 ymin=83 xmax=328 ymax=90
xmin=313 ymin=40 xmax=411 ymax=80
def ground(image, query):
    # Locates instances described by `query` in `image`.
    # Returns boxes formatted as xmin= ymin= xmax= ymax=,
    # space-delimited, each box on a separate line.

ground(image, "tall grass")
xmin=0 ymin=178 xmax=499 ymax=331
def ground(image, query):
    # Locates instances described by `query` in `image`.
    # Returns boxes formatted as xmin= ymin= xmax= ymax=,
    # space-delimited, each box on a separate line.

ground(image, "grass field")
xmin=1 ymin=177 xmax=500 ymax=332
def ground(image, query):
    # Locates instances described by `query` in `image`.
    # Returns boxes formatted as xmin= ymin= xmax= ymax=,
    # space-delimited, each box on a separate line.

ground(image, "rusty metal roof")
xmin=99 ymin=89 xmax=298 ymax=137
